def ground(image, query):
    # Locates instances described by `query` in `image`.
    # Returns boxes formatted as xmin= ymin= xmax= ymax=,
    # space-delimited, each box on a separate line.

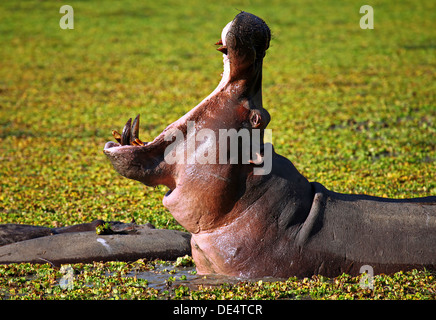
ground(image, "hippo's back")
xmin=300 ymin=182 xmax=436 ymax=276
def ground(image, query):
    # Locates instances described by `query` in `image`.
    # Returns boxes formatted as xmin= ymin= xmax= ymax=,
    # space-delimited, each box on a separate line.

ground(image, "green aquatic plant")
xmin=95 ymin=222 xmax=113 ymax=235
xmin=0 ymin=0 xmax=434 ymax=300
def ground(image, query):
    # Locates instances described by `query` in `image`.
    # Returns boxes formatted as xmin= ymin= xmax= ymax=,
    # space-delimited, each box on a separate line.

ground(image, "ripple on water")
xmin=126 ymin=263 xmax=287 ymax=291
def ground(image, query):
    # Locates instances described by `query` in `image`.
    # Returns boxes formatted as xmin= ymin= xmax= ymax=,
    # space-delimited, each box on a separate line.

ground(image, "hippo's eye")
xmin=250 ymin=110 xmax=262 ymax=128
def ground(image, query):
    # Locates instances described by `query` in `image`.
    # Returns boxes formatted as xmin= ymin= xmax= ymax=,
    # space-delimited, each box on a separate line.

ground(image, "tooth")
xmin=121 ymin=118 xmax=132 ymax=145
xmin=215 ymin=39 xmax=223 ymax=45
xmin=112 ymin=130 xmax=122 ymax=143
xmin=134 ymin=138 xmax=145 ymax=146
xmin=217 ymin=45 xmax=228 ymax=54
xmin=131 ymin=114 xmax=140 ymax=144
xmin=131 ymin=139 xmax=144 ymax=147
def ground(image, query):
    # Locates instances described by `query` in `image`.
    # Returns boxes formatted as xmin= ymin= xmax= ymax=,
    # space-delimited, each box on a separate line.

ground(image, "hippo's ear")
xmin=249 ymin=108 xmax=270 ymax=129
xmin=250 ymin=109 xmax=262 ymax=128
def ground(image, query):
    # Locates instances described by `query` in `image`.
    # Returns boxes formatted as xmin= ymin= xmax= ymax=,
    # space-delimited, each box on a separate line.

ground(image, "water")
xmin=127 ymin=264 xmax=240 ymax=291
xmin=126 ymin=263 xmax=288 ymax=291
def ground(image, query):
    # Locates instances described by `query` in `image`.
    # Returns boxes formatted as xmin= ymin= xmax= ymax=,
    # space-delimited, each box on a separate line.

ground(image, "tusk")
xmin=131 ymin=114 xmax=140 ymax=144
xmin=121 ymin=118 xmax=132 ymax=146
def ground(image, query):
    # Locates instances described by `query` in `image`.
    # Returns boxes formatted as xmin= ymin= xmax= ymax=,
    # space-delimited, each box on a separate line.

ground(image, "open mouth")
xmin=105 ymin=20 xmax=234 ymax=153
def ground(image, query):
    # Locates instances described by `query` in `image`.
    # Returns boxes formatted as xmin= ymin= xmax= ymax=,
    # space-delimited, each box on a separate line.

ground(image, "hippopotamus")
xmin=0 ymin=220 xmax=191 ymax=265
xmin=104 ymin=12 xmax=436 ymax=278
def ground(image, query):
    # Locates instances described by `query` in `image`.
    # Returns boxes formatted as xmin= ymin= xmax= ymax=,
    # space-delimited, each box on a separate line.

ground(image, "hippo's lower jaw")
xmin=103 ymin=115 xmax=178 ymax=189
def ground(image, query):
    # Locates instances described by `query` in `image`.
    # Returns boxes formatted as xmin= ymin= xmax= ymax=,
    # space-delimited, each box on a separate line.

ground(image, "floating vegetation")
xmin=1 ymin=260 xmax=435 ymax=300
xmin=0 ymin=0 xmax=434 ymax=300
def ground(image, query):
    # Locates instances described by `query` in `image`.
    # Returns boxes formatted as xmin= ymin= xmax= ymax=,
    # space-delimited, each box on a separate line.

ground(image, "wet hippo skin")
xmin=0 ymin=221 xmax=191 ymax=265
xmin=104 ymin=12 xmax=436 ymax=278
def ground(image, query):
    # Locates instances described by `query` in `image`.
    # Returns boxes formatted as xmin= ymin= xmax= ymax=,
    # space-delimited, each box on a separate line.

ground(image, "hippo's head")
xmin=104 ymin=12 xmax=274 ymax=233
